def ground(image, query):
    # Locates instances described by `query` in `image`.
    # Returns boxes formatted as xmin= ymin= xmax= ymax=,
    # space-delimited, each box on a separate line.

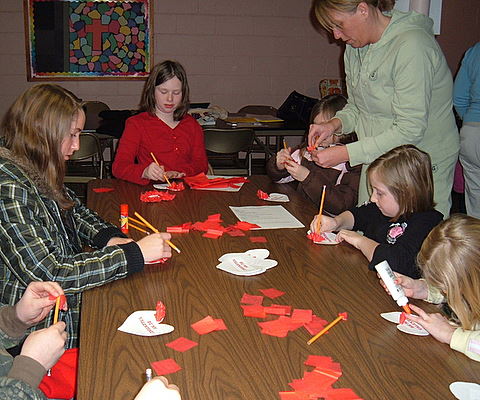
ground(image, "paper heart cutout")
xmin=216 ymin=249 xmax=277 ymax=276
xmin=118 ymin=311 xmax=174 ymax=336
xmin=380 ymin=311 xmax=429 ymax=336
xmin=306 ymin=230 xmax=339 ymax=245
xmin=450 ymin=382 xmax=480 ymax=400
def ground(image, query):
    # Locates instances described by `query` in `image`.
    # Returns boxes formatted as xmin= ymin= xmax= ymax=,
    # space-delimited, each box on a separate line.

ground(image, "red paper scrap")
xmin=304 ymin=355 xmax=341 ymax=372
xmin=207 ymin=213 xmax=222 ymax=222
xmin=48 ymin=294 xmax=67 ymax=310
xmin=92 ymin=187 xmax=114 ymax=193
xmin=202 ymin=232 xmax=222 ymax=239
xmin=324 ymin=388 xmax=363 ymax=399
xmin=250 ymin=236 xmax=267 ymax=243
xmin=191 ymin=316 xmax=226 ymax=335
xmin=279 ymin=392 xmax=311 ymax=400
xmin=304 ymin=315 xmax=328 ymax=335
xmin=259 ymin=288 xmax=285 ymax=299
xmin=291 ymin=309 xmax=313 ymax=324
xmin=225 ymin=229 xmax=245 ymax=237
xmin=307 ymin=231 xmax=324 ymax=243
xmin=155 ymin=301 xmax=166 ymax=322
xmin=264 ymin=305 xmax=291 ymax=316
xmin=165 ymin=337 xmax=198 ymax=352
xmin=240 ymin=293 xmax=264 ymax=305
xmin=167 ymin=181 xmax=185 ymax=191
xmin=184 ymin=173 xmax=248 ymax=189
xmin=241 ymin=305 xmax=266 ymax=318
xmin=140 ymin=190 xmax=176 ymax=202
xmin=257 ymin=189 xmax=269 ymax=200
xmin=338 ymin=312 xmax=348 ymax=320
xmin=150 ymin=358 xmax=182 ymax=375
xmin=399 ymin=312 xmax=407 ymax=324
xmin=166 ymin=226 xmax=190 ymax=234
xmin=233 ymin=221 xmax=261 ymax=231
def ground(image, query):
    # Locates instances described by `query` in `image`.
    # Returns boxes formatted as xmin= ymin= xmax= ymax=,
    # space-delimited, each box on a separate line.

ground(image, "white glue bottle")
xmin=375 ymin=260 xmax=411 ymax=314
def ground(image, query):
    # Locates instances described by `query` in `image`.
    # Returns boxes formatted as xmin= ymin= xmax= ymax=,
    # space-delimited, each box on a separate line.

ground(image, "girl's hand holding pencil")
xmin=275 ymin=148 xmax=293 ymax=170
xmin=310 ymin=214 xmax=337 ymax=234
xmin=137 ymin=233 xmax=173 ymax=263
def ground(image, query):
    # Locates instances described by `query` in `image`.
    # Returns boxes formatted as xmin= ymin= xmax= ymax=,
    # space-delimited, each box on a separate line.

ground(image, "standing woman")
xmin=308 ymin=0 xmax=459 ymax=218
xmin=113 ymin=60 xmax=209 ymax=185
xmin=0 ymin=84 xmax=172 ymax=348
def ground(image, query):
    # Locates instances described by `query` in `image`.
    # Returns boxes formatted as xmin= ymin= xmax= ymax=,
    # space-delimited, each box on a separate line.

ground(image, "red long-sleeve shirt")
xmin=112 ymin=112 xmax=208 ymax=185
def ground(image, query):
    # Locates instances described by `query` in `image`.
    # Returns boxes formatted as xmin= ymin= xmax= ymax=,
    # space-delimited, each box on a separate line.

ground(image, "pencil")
xmin=164 ymin=174 xmax=172 ymax=186
xmin=53 ymin=296 xmax=61 ymax=324
xmin=150 ymin=152 xmax=160 ymax=166
xmin=307 ymin=312 xmax=347 ymax=345
xmin=128 ymin=216 xmax=148 ymax=227
xmin=283 ymin=139 xmax=288 ymax=150
xmin=133 ymin=212 xmax=181 ymax=254
xmin=129 ymin=222 xmax=150 ymax=235
xmin=315 ymin=185 xmax=326 ymax=233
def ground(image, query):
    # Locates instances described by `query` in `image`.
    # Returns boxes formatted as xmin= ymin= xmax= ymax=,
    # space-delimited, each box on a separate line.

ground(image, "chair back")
xmin=65 ymin=132 xmax=104 ymax=182
xmin=203 ymin=128 xmax=254 ymax=176
xmin=237 ymin=105 xmax=278 ymax=116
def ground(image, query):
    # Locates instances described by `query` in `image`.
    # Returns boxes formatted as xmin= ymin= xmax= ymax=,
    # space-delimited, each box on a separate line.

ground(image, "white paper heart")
xmin=307 ymin=230 xmax=339 ymax=245
xmin=380 ymin=311 xmax=429 ymax=336
xmin=216 ymin=261 xmax=265 ymax=276
xmin=153 ymin=183 xmax=169 ymax=190
xmin=450 ymin=382 xmax=480 ymax=400
xmin=118 ymin=310 xmax=174 ymax=336
xmin=216 ymin=249 xmax=277 ymax=276
xmin=265 ymin=193 xmax=290 ymax=202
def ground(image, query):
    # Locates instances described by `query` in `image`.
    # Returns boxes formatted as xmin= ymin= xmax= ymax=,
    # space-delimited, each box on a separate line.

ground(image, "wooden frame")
xmin=24 ymin=0 xmax=153 ymax=81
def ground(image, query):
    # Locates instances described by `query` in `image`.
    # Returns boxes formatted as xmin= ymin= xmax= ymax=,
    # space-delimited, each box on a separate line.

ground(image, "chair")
xmin=65 ymin=132 xmax=104 ymax=183
xmin=318 ymin=79 xmax=347 ymax=98
xmin=237 ymin=105 xmax=278 ymax=116
xmin=203 ymin=128 xmax=255 ymax=176
xmin=82 ymin=101 xmax=116 ymax=175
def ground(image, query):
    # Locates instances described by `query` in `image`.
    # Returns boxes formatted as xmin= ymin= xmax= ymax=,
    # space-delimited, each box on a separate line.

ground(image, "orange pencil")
xmin=129 ymin=222 xmax=150 ymax=235
xmin=315 ymin=185 xmax=326 ymax=233
xmin=150 ymin=152 xmax=160 ymax=166
xmin=307 ymin=312 xmax=347 ymax=345
xmin=133 ymin=212 xmax=181 ymax=254
xmin=283 ymin=139 xmax=288 ymax=150
xmin=163 ymin=174 xmax=172 ymax=186
xmin=128 ymin=216 xmax=148 ymax=227
xmin=53 ymin=296 xmax=61 ymax=324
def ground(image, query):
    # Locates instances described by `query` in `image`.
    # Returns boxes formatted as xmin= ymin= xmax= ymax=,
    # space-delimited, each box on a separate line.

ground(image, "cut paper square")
xmin=166 ymin=337 xmax=198 ymax=352
xmin=259 ymin=288 xmax=285 ymax=299
xmin=323 ymin=388 xmax=363 ymax=399
xmin=241 ymin=305 xmax=266 ymax=318
xmin=264 ymin=305 xmax=290 ymax=316
xmin=240 ymin=293 xmax=264 ymax=305
xmin=214 ymin=318 xmax=227 ymax=331
xmin=279 ymin=392 xmax=311 ymax=400
xmin=250 ymin=236 xmax=267 ymax=243
xmin=304 ymin=315 xmax=328 ymax=335
xmin=150 ymin=358 xmax=182 ymax=375
xmin=225 ymin=229 xmax=246 ymax=237
xmin=291 ymin=309 xmax=313 ymax=323
xmin=191 ymin=316 xmax=226 ymax=335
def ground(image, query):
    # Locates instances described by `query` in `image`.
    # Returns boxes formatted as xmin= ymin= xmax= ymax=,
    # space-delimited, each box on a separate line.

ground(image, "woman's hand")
xmin=275 ymin=149 xmax=292 ymax=170
xmin=142 ymin=163 xmax=166 ymax=181
xmin=311 ymin=146 xmax=349 ymax=168
xmin=136 ymin=233 xmax=172 ymax=263
xmin=134 ymin=376 xmax=181 ymax=400
xmin=310 ymin=215 xmax=337 ymax=233
xmin=21 ymin=322 xmax=68 ymax=370
xmin=15 ymin=282 xmax=66 ymax=326
xmin=308 ymin=119 xmax=341 ymax=147
xmin=285 ymin=159 xmax=310 ymax=181
xmin=379 ymin=272 xmax=429 ymax=300
xmin=406 ymin=304 xmax=456 ymax=345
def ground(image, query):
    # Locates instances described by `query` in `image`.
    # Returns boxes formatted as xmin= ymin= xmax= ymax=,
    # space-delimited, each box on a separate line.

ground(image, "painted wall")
xmin=0 ymin=0 xmax=478 ymax=116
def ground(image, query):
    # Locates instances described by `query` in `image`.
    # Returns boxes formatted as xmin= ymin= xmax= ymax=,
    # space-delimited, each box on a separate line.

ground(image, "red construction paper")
xmin=202 ymin=232 xmax=222 ymax=239
xmin=266 ymin=304 xmax=291 ymax=315
xmin=291 ymin=309 xmax=313 ymax=323
xmin=150 ymin=358 xmax=182 ymax=375
xmin=92 ymin=187 xmax=114 ymax=193
xmin=167 ymin=181 xmax=185 ymax=191
xmin=225 ymin=229 xmax=246 ymax=237
xmin=233 ymin=221 xmax=261 ymax=231
xmin=279 ymin=392 xmax=311 ymax=400
xmin=165 ymin=337 xmax=198 ymax=352
xmin=155 ymin=301 xmax=166 ymax=322
xmin=259 ymin=288 xmax=285 ymax=299
xmin=191 ymin=316 xmax=226 ymax=335
xmin=338 ymin=312 xmax=348 ymax=320
xmin=307 ymin=231 xmax=324 ymax=242
xmin=324 ymin=388 xmax=363 ymax=399
xmin=399 ymin=312 xmax=407 ymax=324
xmin=240 ymin=293 xmax=264 ymax=305
xmin=250 ymin=236 xmax=267 ymax=243
xmin=166 ymin=226 xmax=190 ymax=234
xmin=48 ymin=294 xmax=67 ymax=310
xmin=304 ymin=355 xmax=340 ymax=371
xmin=140 ymin=190 xmax=176 ymax=202
xmin=304 ymin=315 xmax=328 ymax=335
xmin=241 ymin=305 xmax=266 ymax=318
xmin=207 ymin=213 xmax=222 ymax=222
xmin=184 ymin=173 xmax=248 ymax=189
xmin=257 ymin=189 xmax=269 ymax=200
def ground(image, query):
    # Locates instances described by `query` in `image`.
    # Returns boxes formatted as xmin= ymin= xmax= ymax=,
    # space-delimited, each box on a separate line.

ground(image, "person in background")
xmin=308 ymin=0 xmax=459 ymax=218
xmin=453 ymin=42 xmax=480 ymax=218
xmin=310 ymin=145 xmax=443 ymax=278
xmin=380 ymin=214 xmax=480 ymax=362
xmin=0 ymin=84 xmax=172 ymax=348
xmin=267 ymin=94 xmax=361 ymax=214
xmin=134 ymin=376 xmax=181 ymax=400
xmin=0 ymin=281 xmax=67 ymax=400
xmin=113 ymin=60 xmax=208 ymax=185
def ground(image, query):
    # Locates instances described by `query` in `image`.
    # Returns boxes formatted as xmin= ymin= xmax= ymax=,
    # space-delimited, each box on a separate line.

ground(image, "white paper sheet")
xmin=229 ymin=205 xmax=304 ymax=229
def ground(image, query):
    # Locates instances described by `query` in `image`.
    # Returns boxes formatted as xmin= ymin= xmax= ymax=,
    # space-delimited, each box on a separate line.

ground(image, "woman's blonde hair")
xmin=313 ymin=0 xmax=396 ymax=30
xmin=417 ymin=214 xmax=480 ymax=330
xmin=139 ymin=60 xmax=190 ymax=121
xmin=367 ymin=144 xmax=435 ymax=222
xmin=1 ymin=84 xmax=83 ymax=209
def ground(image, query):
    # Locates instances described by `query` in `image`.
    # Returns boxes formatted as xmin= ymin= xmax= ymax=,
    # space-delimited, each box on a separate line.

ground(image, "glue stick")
xmin=375 ymin=260 xmax=411 ymax=313
xmin=120 ymin=203 xmax=129 ymax=234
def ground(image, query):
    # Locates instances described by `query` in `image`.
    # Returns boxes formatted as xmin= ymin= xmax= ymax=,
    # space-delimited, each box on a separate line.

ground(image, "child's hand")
xmin=137 ymin=233 xmax=172 ymax=262
xmin=134 ymin=376 xmax=181 ymax=400
xmin=310 ymin=215 xmax=337 ymax=233
xmin=142 ymin=162 xmax=165 ymax=181
xmin=165 ymin=170 xmax=185 ymax=180
xmin=406 ymin=304 xmax=457 ymax=344
xmin=336 ymin=229 xmax=363 ymax=247
xmin=379 ymin=272 xmax=428 ymax=300
xmin=16 ymin=282 xmax=65 ymax=326
xmin=285 ymin=161 xmax=310 ymax=182
xmin=276 ymin=149 xmax=292 ymax=170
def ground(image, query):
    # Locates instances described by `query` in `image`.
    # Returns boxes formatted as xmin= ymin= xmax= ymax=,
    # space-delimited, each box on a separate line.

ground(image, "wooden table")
xmin=78 ymin=176 xmax=479 ymax=399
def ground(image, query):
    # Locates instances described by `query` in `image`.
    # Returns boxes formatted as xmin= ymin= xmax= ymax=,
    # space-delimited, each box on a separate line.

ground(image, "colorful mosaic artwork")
xmin=26 ymin=0 xmax=151 ymax=79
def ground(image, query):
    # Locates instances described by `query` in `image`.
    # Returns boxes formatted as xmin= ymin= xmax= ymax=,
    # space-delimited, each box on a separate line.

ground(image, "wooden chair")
xmin=237 ymin=105 xmax=278 ymax=116
xmin=65 ymin=132 xmax=104 ymax=183
xmin=203 ymin=128 xmax=254 ymax=176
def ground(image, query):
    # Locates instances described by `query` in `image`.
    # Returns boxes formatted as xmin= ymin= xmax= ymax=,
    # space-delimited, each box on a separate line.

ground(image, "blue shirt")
xmin=453 ymin=42 xmax=480 ymax=123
